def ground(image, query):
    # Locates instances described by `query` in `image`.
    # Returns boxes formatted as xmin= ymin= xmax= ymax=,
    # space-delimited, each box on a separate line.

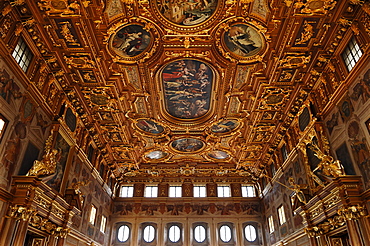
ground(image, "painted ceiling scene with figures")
xmin=7 ymin=0 xmax=366 ymax=184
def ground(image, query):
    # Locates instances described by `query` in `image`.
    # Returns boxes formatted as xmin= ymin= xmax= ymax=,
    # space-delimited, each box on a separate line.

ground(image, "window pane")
xmin=168 ymin=225 xmax=181 ymax=243
xmin=217 ymin=186 xmax=231 ymax=197
xmin=145 ymin=186 xmax=158 ymax=197
xmin=244 ymin=225 xmax=257 ymax=242
xmin=219 ymin=225 xmax=232 ymax=243
xmin=169 ymin=186 xmax=182 ymax=197
xmin=143 ymin=225 xmax=155 ymax=243
xmin=194 ymin=186 xmax=206 ymax=197
xmin=11 ymin=38 xmax=33 ymax=72
xmin=342 ymin=38 xmax=363 ymax=71
xmin=242 ymin=185 xmax=256 ymax=197
xmin=194 ymin=225 xmax=206 ymax=243
xmin=268 ymin=216 xmax=275 ymax=233
xmin=100 ymin=216 xmax=107 ymax=233
xmin=278 ymin=206 xmax=286 ymax=225
xmin=120 ymin=186 xmax=134 ymax=197
xmin=117 ymin=225 xmax=130 ymax=242
xmin=0 ymin=116 xmax=8 ymax=142
xmin=89 ymin=205 xmax=96 ymax=225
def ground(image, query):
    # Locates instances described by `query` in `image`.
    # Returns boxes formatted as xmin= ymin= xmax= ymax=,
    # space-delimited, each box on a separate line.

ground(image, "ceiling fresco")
xmin=162 ymin=59 xmax=213 ymax=119
xmin=156 ymin=0 xmax=218 ymax=25
xmin=13 ymin=0 xmax=364 ymax=183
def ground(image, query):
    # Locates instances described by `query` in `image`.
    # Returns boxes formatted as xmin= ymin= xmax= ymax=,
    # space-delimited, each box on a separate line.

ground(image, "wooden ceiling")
xmin=4 ymin=0 xmax=366 ymax=183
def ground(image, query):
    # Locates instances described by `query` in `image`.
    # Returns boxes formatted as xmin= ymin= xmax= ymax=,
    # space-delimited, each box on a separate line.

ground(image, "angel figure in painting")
xmin=112 ymin=25 xmax=151 ymax=57
xmin=225 ymin=24 xmax=263 ymax=57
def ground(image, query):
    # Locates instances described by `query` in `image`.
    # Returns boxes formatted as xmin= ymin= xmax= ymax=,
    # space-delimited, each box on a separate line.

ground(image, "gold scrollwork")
xmin=294 ymin=0 xmax=336 ymax=16
xmin=280 ymin=54 xmax=311 ymax=68
xmin=58 ymin=21 xmax=80 ymax=46
xmin=305 ymin=214 xmax=345 ymax=237
xmin=164 ymin=51 xmax=212 ymax=62
xmin=295 ymin=20 xmax=315 ymax=45
xmin=258 ymin=87 xmax=292 ymax=110
xmin=7 ymin=205 xmax=37 ymax=221
xmin=64 ymin=56 xmax=95 ymax=69
xmin=338 ymin=205 xmax=367 ymax=220
xmin=38 ymin=0 xmax=81 ymax=16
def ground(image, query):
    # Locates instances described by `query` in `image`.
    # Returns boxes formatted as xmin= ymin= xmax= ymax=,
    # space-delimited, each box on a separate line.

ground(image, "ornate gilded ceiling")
xmin=9 ymin=0 xmax=365 ymax=183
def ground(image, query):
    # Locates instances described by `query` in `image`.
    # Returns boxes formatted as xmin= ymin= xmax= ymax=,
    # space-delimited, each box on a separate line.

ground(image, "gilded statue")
xmin=309 ymin=143 xmax=345 ymax=178
xmin=288 ymin=177 xmax=308 ymax=204
xmin=27 ymin=133 xmax=60 ymax=178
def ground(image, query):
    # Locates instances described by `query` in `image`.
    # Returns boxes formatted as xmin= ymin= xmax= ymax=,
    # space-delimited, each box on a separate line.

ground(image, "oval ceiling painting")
xmin=171 ymin=138 xmax=204 ymax=153
xmin=211 ymin=119 xmax=240 ymax=134
xmin=156 ymin=0 xmax=218 ymax=26
xmin=208 ymin=150 xmax=230 ymax=160
xmin=224 ymin=23 xmax=264 ymax=58
xmin=145 ymin=150 xmax=168 ymax=160
xmin=110 ymin=24 xmax=151 ymax=58
xmin=136 ymin=119 xmax=164 ymax=135
xmin=162 ymin=59 xmax=213 ymax=119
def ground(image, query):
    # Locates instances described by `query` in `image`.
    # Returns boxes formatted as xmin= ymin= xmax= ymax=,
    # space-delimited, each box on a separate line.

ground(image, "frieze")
xmin=113 ymin=201 xmax=261 ymax=216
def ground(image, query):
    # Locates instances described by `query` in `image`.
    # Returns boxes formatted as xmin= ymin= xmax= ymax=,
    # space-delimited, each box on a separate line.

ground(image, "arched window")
xmin=219 ymin=224 xmax=232 ymax=243
xmin=143 ymin=225 xmax=156 ymax=243
xmin=244 ymin=225 xmax=257 ymax=242
xmin=168 ymin=224 xmax=181 ymax=243
xmin=117 ymin=224 xmax=130 ymax=243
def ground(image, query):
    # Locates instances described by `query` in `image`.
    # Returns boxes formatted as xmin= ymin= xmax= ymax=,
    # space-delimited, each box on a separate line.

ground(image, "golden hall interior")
xmin=0 ymin=0 xmax=370 ymax=245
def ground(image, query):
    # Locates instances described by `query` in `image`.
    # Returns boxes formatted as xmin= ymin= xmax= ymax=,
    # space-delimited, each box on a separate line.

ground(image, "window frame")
xmin=192 ymin=222 xmax=208 ymax=246
xmin=89 ymin=204 xmax=97 ymax=225
xmin=100 ymin=215 xmax=107 ymax=233
xmin=11 ymin=37 xmax=33 ymax=72
xmin=140 ymin=222 xmax=157 ymax=245
xmin=116 ymin=223 xmax=131 ymax=243
xmin=193 ymin=185 xmax=207 ymax=197
xmin=241 ymin=185 xmax=256 ymax=197
xmin=244 ymin=224 xmax=257 ymax=242
xmin=166 ymin=222 xmax=182 ymax=245
xmin=120 ymin=185 xmax=134 ymax=197
xmin=169 ymin=185 xmax=182 ymax=198
xmin=268 ymin=215 xmax=275 ymax=234
xmin=278 ymin=205 xmax=287 ymax=225
xmin=144 ymin=185 xmax=158 ymax=198
xmin=0 ymin=114 xmax=8 ymax=143
xmin=218 ymin=222 xmax=234 ymax=245
xmin=217 ymin=185 xmax=231 ymax=197
xmin=342 ymin=37 xmax=363 ymax=72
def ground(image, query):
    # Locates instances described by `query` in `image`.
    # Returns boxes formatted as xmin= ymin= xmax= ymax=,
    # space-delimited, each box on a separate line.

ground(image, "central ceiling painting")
xmin=156 ymin=0 xmax=218 ymax=26
xmin=162 ymin=59 xmax=213 ymax=119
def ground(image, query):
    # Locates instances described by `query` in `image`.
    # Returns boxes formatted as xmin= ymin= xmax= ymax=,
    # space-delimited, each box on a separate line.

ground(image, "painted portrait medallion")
xmin=208 ymin=150 xmax=230 ymax=160
xmin=156 ymin=0 xmax=218 ymax=26
xmin=162 ymin=59 xmax=213 ymax=119
xmin=211 ymin=119 xmax=239 ymax=134
xmin=136 ymin=119 xmax=164 ymax=135
xmin=145 ymin=150 xmax=168 ymax=160
xmin=224 ymin=24 xmax=263 ymax=58
xmin=171 ymin=138 xmax=204 ymax=153
xmin=110 ymin=24 xmax=151 ymax=58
